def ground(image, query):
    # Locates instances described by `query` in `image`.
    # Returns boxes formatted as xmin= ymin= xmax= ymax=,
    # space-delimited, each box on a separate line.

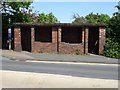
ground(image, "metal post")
xmin=8 ymin=18 xmax=11 ymax=50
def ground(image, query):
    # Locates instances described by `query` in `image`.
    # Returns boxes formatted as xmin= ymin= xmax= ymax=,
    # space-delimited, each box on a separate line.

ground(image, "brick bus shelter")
xmin=13 ymin=23 xmax=106 ymax=55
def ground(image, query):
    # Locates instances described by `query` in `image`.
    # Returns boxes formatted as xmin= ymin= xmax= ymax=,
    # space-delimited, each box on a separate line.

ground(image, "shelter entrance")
xmin=21 ymin=26 xmax=31 ymax=52
xmin=88 ymin=27 xmax=99 ymax=54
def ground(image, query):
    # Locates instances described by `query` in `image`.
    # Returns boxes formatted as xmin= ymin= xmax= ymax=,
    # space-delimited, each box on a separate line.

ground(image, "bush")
xmin=103 ymin=38 xmax=120 ymax=59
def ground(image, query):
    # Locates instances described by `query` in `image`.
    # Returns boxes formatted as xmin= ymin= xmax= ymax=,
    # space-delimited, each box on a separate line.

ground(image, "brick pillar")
xmin=84 ymin=27 xmax=89 ymax=54
xmin=99 ymin=27 xmax=105 ymax=54
xmin=52 ymin=27 xmax=58 ymax=43
xmin=58 ymin=27 xmax=62 ymax=53
xmin=31 ymin=27 xmax=35 ymax=52
xmin=82 ymin=28 xmax=85 ymax=43
xmin=82 ymin=27 xmax=85 ymax=54
xmin=58 ymin=27 xmax=62 ymax=42
xmin=14 ymin=26 xmax=22 ymax=52
xmin=52 ymin=27 xmax=58 ymax=52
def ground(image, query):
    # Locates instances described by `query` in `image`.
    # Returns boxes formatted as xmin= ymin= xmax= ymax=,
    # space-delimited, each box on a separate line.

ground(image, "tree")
xmin=103 ymin=2 xmax=120 ymax=59
xmin=1 ymin=1 xmax=33 ymax=49
xmin=106 ymin=1 xmax=120 ymax=40
xmin=72 ymin=14 xmax=88 ymax=24
xmin=72 ymin=13 xmax=110 ymax=25
xmin=1 ymin=2 xmax=33 ymax=23
xmin=107 ymin=13 xmax=120 ymax=41
xmin=38 ymin=12 xmax=58 ymax=24
xmin=85 ymin=12 xmax=110 ymax=24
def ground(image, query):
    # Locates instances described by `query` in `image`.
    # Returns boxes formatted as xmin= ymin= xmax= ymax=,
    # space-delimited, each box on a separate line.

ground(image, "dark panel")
xmin=35 ymin=26 xmax=52 ymax=43
xmin=21 ymin=26 xmax=31 ymax=52
xmin=88 ymin=27 xmax=99 ymax=54
xmin=61 ymin=27 xmax=82 ymax=43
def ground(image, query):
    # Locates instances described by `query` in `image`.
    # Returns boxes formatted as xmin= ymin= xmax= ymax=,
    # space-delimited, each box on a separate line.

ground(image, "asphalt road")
xmin=2 ymin=57 xmax=118 ymax=80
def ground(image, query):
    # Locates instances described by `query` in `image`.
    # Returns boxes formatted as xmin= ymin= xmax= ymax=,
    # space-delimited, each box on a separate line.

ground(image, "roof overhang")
xmin=13 ymin=23 xmax=106 ymax=27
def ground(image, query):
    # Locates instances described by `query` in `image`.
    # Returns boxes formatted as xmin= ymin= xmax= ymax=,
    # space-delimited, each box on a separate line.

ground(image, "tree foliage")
xmin=107 ymin=12 xmax=120 ymax=41
xmin=72 ymin=14 xmax=88 ymax=24
xmin=104 ymin=38 xmax=120 ymax=59
xmin=1 ymin=2 xmax=59 ymax=24
xmin=1 ymin=2 xmax=33 ymax=22
xmin=85 ymin=13 xmax=110 ymax=24
xmin=38 ymin=12 xmax=58 ymax=24
xmin=104 ymin=4 xmax=120 ymax=59
xmin=72 ymin=12 xmax=110 ymax=24
xmin=1 ymin=2 xmax=33 ymax=31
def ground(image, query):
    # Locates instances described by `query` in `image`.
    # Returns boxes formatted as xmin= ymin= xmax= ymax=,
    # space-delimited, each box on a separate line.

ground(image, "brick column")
xmin=52 ymin=27 xmax=58 ymax=52
xmin=82 ymin=28 xmax=85 ymax=43
xmin=31 ymin=27 xmax=35 ymax=52
xmin=14 ymin=26 xmax=22 ymax=52
xmin=58 ymin=27 xmax=62 ymax=53
xmin=82 ymin=27 xmax=85 ymax=54
xmin=52 ymin=27 xmax=58 ymax=43
xmin=58 ymin=27 xmax=62 ymax=42
xmin=84 ymin=27 xmax=89 ymax=54
xmin=99 ymin=27 xmax=105 ymax=54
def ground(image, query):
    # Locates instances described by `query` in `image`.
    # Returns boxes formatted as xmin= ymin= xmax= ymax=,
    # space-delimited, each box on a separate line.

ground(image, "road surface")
xmin=2 ymin=57 xmax=118 ymax=80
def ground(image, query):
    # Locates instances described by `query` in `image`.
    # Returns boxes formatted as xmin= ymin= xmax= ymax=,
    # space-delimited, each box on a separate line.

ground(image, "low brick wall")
xmin=32 ymin=42 xmax=57 ymax=53
xmin=59 ymin=42 xmax=84 ymax=54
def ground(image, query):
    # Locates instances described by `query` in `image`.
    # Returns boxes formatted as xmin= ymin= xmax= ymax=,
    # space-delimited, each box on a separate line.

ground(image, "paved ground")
xmin=2 ymin=50 xmax=34 ymax=60
xmin=2 ymin=57 xmax=118 ymax=80
xmin=1 ymin=50 xmax=118 ymax=88
xmin=1 ymin=50 xmax=118 ymax=64
xmin=27 ymin=52 xmax=118 ymax=64
xmin=2 ymin=70 xmax=118 ymax=88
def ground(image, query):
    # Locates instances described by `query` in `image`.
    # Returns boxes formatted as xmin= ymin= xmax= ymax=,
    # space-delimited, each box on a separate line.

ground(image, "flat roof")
xmin=13 ymin=23 xmax=106 ymax=27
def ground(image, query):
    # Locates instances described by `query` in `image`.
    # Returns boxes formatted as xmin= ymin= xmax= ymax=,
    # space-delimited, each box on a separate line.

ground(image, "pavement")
xmin=2 ymin=70 xmax=118 ymax=88
xmin=1 ymin=49 xmax=119 ymax=64
xmin=2 ymin=50 xmax=34 ymax=60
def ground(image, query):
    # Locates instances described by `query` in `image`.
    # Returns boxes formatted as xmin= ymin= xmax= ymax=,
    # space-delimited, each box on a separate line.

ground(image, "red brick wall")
xmin=59 ymin=42 xmax=84 ymax=54
xmin=31 ymin=26 xmax=85 ymax=54
xmin=14 ymin=26 xmax=22 ymax=52
xmin=14 ymin=25 xmax=105 ymax=55
xmin=31 ymin=27 xmax=58 ymax=53
xmin=59 ymin=27 xmax=84 ymax=54
xmin=99 ymin=27 xmax=105 ymax=54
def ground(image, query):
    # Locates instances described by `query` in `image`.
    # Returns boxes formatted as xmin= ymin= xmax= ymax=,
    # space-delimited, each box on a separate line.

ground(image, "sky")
xmin=31 ymin=2 xmax=118 ymax=23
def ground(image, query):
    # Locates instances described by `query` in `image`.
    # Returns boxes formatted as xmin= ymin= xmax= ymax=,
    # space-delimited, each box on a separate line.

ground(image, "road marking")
xmin=25 ymin=60 xmax=118 ymax=66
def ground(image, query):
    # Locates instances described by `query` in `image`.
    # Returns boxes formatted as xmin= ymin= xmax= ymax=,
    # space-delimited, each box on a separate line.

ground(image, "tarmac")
xmin=1 ymin=49 xmax=119 ymax=64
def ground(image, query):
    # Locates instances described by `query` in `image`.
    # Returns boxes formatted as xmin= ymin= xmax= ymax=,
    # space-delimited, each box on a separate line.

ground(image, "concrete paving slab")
xmin=2 ymin=70 xmax=118 ymax=88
